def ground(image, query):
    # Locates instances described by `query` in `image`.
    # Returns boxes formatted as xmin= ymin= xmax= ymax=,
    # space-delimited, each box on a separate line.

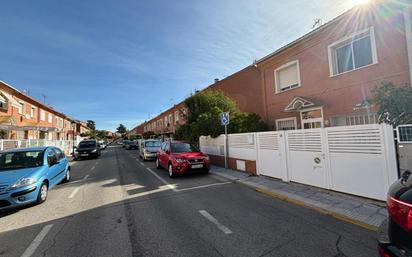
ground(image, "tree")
xmin=86 ymin=120 xmax=96 ymax=131
xmin=116 ymin=124 xmax=127 ymax=135
xmin=369 ymin=81 xmax=412 ymax=126
xmin=174 ymin=90 xmax=267 ymax=144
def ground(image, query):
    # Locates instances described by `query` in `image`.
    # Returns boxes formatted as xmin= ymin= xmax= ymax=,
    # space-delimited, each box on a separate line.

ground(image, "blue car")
xmin=0 ymin=147 xmax=70 ymax=211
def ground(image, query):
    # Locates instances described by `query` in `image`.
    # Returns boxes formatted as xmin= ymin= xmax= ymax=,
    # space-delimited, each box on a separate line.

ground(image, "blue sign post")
xmin=221 ymin=112 xmax=230 ymax=168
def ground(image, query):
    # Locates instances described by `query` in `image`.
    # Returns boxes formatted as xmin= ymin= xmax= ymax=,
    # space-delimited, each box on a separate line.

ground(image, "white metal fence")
xmin=0 ymin=139 xmax=77 ymax=155
xmin=200 ymin=124 xmax=398 ymax=201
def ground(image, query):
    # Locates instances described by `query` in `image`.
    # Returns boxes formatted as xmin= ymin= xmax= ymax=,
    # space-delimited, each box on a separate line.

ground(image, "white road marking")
xmin=140 ymin=162 xmax=145 ymax=166
xmin=146 ymin=168 xmax=177 ymax=191
xmin=20 ymin=224 xmax=54 ymax=257
xmin=83 ymin=174 xmax=89 ymax=180
xmin=199 ymin=210 xmax=233 ymax=235
xmin=68 ymin=187 xmax=81 ymax=199
xmin=91 ymin=166 xmax=95 ymax=170
xmin=175 ymin=182 xmax=232 ymax=192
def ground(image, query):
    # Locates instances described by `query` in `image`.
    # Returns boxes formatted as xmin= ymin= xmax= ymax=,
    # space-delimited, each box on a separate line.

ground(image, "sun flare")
xmin=350 ymin=0 xmax=371 ymax=7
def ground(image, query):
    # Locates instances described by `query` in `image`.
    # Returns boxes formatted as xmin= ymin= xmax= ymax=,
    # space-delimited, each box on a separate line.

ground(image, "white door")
xmin=257 ymin=132 xmax=284 ymax=179
xmin=286 ymin=129 xmax=327 ymax=188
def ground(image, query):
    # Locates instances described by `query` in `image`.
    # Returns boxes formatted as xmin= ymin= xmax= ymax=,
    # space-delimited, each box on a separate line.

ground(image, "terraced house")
xmin=132 ymin=1 xmax=412 ymax=137
xmin=0 ymin=80 xmax=88 ymax=140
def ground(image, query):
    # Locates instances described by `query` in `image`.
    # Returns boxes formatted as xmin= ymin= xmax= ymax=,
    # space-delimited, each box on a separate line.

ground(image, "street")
xmin=0 ymin=146 xmax=379 ymax=257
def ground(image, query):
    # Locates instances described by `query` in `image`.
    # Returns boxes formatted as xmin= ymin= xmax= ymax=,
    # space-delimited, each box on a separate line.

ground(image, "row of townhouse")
xmin=132 ymin=1 xmax=412 ymax=137
xmin=0 ymin=80 xmax=90 ymax=140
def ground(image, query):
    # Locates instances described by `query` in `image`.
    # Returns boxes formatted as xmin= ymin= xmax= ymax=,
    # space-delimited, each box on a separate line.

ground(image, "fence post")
xmin=279 ymin=131 xmax=290 ymax=182
xmin=0 ymin=140 xmax=3 ymax=151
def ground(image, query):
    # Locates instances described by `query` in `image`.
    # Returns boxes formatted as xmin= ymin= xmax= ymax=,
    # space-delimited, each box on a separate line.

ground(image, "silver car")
xmin=139 ymin=140 xmax=162 ymax=161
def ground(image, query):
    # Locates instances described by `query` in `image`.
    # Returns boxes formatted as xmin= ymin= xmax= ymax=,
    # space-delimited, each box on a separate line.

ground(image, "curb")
xmin=255 ymin=187 xmax=378 ymax=232
xmin=211 ymin=169 xmax=379 ymax=232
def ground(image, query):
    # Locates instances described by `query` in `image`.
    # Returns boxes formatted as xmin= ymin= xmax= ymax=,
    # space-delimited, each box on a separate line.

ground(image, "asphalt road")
xmin=0 ymin=146 xmax=379 ymax=257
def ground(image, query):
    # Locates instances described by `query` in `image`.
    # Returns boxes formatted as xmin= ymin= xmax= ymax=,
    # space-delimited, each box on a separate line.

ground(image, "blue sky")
xmin=0 ymin=0 xmax=358 ymax=131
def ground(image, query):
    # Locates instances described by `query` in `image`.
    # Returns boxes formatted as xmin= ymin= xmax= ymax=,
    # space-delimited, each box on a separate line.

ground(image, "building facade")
xmin=0 ymin=80 xmax=87 ymax=140
xmin=133 ymin=1 xmax=412 ymax=136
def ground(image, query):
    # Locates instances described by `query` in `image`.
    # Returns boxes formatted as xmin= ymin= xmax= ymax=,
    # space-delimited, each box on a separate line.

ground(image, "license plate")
xmin=191 ymin=164 xmax=203 ymax=169
xmin=80 ymin=154 xmax=89 ymax=157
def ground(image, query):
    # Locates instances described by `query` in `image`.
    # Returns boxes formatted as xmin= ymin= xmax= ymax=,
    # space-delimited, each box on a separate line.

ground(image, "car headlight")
xmin=10 ymin=178 xmax=37 ymax=189
xmin=91 ymin=149 xmax=97 ymax=153
xmin=204 ymin=156 xmax=210 ymax=161
xmin=175 ymin=158 xmax=186 ymax=163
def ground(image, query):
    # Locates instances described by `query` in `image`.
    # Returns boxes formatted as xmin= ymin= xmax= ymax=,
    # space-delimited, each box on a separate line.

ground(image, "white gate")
xmin=326 ymin=125 xmax=393 ymax=200
xmin=256 ymin=132 xmax=285 ymax=179
xmin=285 ymin=129 xmax=327 ymax=188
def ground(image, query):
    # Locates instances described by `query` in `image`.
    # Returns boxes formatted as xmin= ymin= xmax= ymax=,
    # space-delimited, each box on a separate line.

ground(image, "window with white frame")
xmin=330 ymin=113 xmax=378 ymax=126
xmin=30 ymin=106 xmax=36 ymax=118
xmin=164 ymin=116 xmax=168 ymax=126
xmin=175 ymin=111 xmax=179 ymax=122
xmin=48 ymin=113 xmax=52 ymax=123
xmin=276 ymin=117 xmax=297 ymax=130
xmin=329 ymin=28 xmax=377 ymax=76
xmin=168 ymin=114 xmax=173 ymax=124
xmin=40 ymin=109 xmax=45 ymax=121
xmin=18 ymin=102 xmax=24 ymax=114
xmin=274 ymin=61 xmax=300 ymax=93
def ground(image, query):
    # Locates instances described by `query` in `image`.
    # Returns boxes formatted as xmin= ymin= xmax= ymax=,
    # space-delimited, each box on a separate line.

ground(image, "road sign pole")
xmin=224 ymin=124 xmax=228 ymax=169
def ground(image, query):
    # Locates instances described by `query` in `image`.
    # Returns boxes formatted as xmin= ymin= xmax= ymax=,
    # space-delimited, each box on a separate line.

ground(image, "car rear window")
xmin=0 ymin=150 xmax=44 ymax=171
xmin=78 ymin=141 xmax=96 ymax=148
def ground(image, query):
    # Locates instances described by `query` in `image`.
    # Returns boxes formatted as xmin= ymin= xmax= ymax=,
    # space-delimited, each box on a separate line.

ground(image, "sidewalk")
xmin=210 ymin=165 xmax=387 ymax=231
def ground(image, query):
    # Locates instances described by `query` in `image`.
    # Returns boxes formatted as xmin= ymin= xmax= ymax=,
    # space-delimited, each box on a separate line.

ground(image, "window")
xmin=276 ymin=117 xmax=297 ymax=131
xmin=30 ymin=106 xmax=36 ymax=118
xmin=168 ymin=114 xmax=173 ymax=124
xmin=274 ymin=60 xmax=300 ymax=93
xmin=0 ymin=95 xmax=7 ymax=110
xmin=40 ymin=109 xmax=46 ymax=121
xmin=164 ymin=116 xmax=168 ymax=126
xmin=18 ymin=102 xmax=25 ymax=114
xmin=329 ymin=28 xmax=377 ymax=76
xmin=330 ymin=113 xmax=378 ymax=126
xmin=175 ymin=111 xmax=179 ymax=122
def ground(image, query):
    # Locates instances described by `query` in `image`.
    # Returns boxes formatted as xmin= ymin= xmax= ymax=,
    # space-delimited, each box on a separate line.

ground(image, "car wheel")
xmin=168 ymin=164 xmax=175 ymax=178
xmin=37 ymin=182 xmax=48 ymax=204
xmin=156 ymin=158 xmax=161 ymax=169
xmin=63 ymin=168 xmax=71 ymax=183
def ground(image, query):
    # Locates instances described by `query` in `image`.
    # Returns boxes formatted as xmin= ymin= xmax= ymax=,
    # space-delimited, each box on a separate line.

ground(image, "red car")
xmin=156 ymin=141 xmax=210 ymax=177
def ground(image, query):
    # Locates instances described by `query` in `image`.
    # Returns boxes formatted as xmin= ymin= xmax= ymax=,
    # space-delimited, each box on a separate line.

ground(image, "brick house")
xmin=0 ymin=80 xmax=84 ymax=140
xmin=133 ymin=1 xmax=412 ymax=137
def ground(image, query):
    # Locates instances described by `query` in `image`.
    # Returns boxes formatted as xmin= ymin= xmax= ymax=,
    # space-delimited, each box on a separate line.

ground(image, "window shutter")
xmin=278 ymin=64 xmax=299 ymax=90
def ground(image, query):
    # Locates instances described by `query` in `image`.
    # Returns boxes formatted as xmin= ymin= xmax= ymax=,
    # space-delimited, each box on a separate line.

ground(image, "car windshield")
xmin=0 ymin=150 xmax=44 ymax=171
xmin=145 ymin=141 xmax=161 ymax=147
xmin=78 ymin=141 xmax=96 ymax=148
xmin=171 ymin=143 xmax=198 ymax=153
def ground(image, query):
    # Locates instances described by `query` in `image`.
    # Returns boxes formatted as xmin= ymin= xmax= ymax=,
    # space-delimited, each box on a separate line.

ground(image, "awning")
xmin=284 ymin=96 xmax=323 ymax=112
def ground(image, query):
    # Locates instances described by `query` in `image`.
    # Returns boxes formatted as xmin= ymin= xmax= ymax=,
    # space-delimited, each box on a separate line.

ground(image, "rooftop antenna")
xmin=41 ymin=94 xmax=47 ymax=104
xmin=312 ymin=18 xmax=323 ymax=29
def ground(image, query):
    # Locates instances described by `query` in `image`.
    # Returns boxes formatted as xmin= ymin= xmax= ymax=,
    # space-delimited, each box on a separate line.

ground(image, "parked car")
xmin=378 ymin=170 xmax=412 ymax=257
xmin=125 ymin=140 xmax=138 ymax=150
xmin=139 ymin=140 xmax=161 ymax=161
xmin=0 ymin=147 xmax=70 ymax=211
xmin=122 ymin=140 xmax=130 ymax=148
xmin=74 ymin=140 xmax=101 ymax=160
xmin=99 ymin=141 xmax=107 ymax=150
xmin=156 ymin=141 xmax=210 ymax=177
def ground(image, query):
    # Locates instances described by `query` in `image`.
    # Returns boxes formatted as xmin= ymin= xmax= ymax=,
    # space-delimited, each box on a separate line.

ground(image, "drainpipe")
xmin=404 ymin=5 xmax=412 ymax=86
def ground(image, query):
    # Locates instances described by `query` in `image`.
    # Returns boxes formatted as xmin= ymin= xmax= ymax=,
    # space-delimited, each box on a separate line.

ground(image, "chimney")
xmin=214 ymin=78 xmax=219 ymax=83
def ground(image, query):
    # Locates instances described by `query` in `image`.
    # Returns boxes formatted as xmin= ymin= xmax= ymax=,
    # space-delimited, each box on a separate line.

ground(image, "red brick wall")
xmin=259 ymin=4 xmax=410 ymax=129
xmin=209 ymin=154 xmax=257 ymax=175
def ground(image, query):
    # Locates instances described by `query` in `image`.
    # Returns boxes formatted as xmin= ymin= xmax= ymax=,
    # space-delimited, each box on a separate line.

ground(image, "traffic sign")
xmin=221 ymin=112 xmax=230 ymax=126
